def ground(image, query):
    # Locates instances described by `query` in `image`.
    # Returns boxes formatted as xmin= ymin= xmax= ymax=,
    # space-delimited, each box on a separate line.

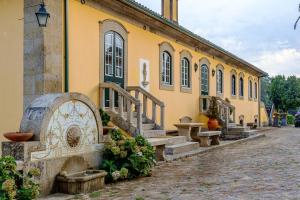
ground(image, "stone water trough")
xmin=1 ymin=93 xmax=106 ymax=196
xmin=56 ymin=170 xmax=107 ymax=194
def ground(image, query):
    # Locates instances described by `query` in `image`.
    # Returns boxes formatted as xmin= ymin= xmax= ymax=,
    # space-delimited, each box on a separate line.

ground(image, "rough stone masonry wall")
xmin=24 ymin=0 xmax=64 ymax=109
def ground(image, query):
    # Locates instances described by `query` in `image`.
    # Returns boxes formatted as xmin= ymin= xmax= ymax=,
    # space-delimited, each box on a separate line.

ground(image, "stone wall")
xmin=24 ymin=0 xmax=64 ymax=109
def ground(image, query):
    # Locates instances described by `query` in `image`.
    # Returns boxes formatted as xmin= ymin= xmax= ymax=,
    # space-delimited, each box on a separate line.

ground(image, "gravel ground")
xmin=89 ymin=127 xmax=300 ymax=200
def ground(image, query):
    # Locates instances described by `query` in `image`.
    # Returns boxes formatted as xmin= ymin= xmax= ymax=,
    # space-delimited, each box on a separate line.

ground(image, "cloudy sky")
xmin=135 ymin=0 xmax=300 ymax=77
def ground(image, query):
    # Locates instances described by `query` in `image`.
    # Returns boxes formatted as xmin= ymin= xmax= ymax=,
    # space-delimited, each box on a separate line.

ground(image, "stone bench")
xmin=247 ymin=123 xmax=257 ymax=129
xmin=195 ymin=131 xmax=221 ymax=147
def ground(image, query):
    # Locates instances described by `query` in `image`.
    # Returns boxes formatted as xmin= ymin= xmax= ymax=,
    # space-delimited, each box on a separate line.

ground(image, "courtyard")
xmin=83 ymin=127 xmax=300 ymax=200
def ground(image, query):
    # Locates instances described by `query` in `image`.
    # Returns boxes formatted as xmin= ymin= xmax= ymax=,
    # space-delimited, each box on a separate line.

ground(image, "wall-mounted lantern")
xmin=212 ymin=69 xmax=216 ymax=77
xmin=35 ymin=2 xmax=50 ymax=27
xmin=194 ymin=63 xmax=198 ymax=72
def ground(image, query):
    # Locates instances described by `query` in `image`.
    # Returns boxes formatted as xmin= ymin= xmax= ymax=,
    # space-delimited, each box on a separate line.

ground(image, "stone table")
xmin=174 ymin=123 xmax=205 ymax=141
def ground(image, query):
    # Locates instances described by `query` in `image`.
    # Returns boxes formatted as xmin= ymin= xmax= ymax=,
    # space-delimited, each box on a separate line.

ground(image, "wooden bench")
xmin=194 ymin=131 xmax=221 ymax=147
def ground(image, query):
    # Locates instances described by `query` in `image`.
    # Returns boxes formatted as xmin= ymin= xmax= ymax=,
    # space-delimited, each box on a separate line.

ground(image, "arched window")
xmin=231 ymin=74 xmax=236 ymax=96
xmin=104 ymin=31 xmax=124 ymax=78
xmin=239 ymin=77 xmax=244 ymax=97
xmin=159 ymin=42 xmax=175 ymax=90
xmin=201 ymin=64 xmax=209 ymax=95
xmin=216 ymin=69 xmax=223 ymax=94
xmin=162 ymin=51 xmax=172 ymax=85
xmin=249 ymin=79 xmax=253 ymax=99
xmin=254 ymin=82 xmax=258 ymax=99
xmin=181 ymin=58 xmax=190 ymax=88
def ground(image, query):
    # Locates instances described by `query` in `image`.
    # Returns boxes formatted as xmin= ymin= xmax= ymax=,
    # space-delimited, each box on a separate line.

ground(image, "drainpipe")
xmin=64 ymin=0 xmax=69 ymax=92
xmin=258 ymin=76 xmax=261 ymax=127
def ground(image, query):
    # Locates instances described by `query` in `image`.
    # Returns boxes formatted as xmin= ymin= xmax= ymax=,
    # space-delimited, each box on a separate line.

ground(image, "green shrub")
xmin=101 ymin=129 xmax=155 ymax=182
xmin=0 ymin=156 xmax=40 ymax=200
xmin=100 ymin=108 xmax=111 ymax=126
xmin=207 ymin=97 xmax=220 ymax=119
xmin=287 ymin=114 xmax=295 ymax=125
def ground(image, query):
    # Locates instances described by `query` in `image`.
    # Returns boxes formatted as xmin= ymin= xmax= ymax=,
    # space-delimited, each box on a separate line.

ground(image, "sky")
xmin=135 ymin=0 xmax=300 ymax=77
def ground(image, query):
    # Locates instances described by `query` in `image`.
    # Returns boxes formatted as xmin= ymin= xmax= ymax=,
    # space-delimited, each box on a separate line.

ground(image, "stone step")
xmin=147 ymin=136 xmax=186 ymax=147
xmin=228 ymin=126 xmax=250 ymax=132
xmin=165 ymin=142 xmax=199 ymax=155
xmin=224 ymin=130 xmax=257 ymax=140
xmin=142 ymin=123 xmax=155 ymax=130
xmin=198 ymin=131 xmax=221 ymax=137
xmin=167 ymin=136 xmax=187 ymax=145
xmin=142 ymin=130 xmax=166 ymax=138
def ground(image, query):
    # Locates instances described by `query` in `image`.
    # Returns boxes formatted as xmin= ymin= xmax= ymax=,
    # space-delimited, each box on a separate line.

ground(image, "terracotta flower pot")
xmin=3 ymin=132 xmax=33 ymax=142
xmin=103 ymin=126 xmax=115 ymax=135
xmin=207 ymin=118 xmax=219 ymax=131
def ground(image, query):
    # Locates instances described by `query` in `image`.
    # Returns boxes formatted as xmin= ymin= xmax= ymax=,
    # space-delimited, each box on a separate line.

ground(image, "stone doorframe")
xmin=99 ymin=19 xmax=129 ymax=87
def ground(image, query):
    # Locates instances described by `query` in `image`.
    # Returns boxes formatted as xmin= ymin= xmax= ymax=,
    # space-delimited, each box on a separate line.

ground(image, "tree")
xmin=261 ymin=77 xmax=272 ymax=107
xmin=285 ymin=76 xmax=300 ymax=110
xmin=268 ymin=75 xmax=300 ymax=112
xmin=269 ymin=75 xmax=287 ymax=111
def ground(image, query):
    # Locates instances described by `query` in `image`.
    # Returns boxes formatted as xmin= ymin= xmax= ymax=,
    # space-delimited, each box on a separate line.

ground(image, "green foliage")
xmin=99 ymin=108 xmax=111 ymax=126
xmin=261 ymin=77 xmax=272 ymax=107
xmin=207 ymin=97 xmax=220 ymax=119
xmin=268 ymin=75 xmax=300 ymax=112
xmin=101 ymin=129 xmax=155 ymax=182
xmin=287 ymin=114 xmax=295 ymax=125
xmin=0 ymin=156 xmax=40 ymax=200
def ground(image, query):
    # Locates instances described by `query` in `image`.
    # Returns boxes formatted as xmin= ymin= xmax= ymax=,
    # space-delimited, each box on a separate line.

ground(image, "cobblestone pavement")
xmin=95 ymin=127 xmax=300 ymax=200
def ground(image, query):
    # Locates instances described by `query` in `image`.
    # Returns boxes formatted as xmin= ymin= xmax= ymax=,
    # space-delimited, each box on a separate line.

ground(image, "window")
xmin=104 ymin=31 xmax=124 ymax=78
xmin=239 ymin=77 xmax=244 ymax=97
xmin=104 ymin=32 xmax=113 ymax=76
xmin=216 ymin=69 xmax=223 ymax=94
xmin=201 ymin=64 xmax=209 ymax=95
xmin=159 ymin=42 xmax=175 ymax=90
xmin=231 ymin=74 xmax=236 ymax=96
xmin=249 ymin=79 xmax=253 ymax=99
xmin=181 ymin=58 xmax=190 ymax=88
xmin=162 ymin=51 xmax=172 ymax=85
xmin=254 ymin=82 xmax=258 ymax=99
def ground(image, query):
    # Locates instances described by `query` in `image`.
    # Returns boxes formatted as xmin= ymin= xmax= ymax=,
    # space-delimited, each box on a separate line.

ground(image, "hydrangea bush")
xmin=0 ymin=156 xmax=40 ymax=200
xmin=101 ymin=129 xmax=156 ymax=182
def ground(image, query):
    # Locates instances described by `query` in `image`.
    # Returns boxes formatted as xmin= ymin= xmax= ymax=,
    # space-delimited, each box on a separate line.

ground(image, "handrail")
xmin=199 ymin=95 xmax=236 ymax=128
xmin=99 ymin=82 xmax=143 ymax=136
xmin=100 ymin=83 xmax=140 ymax=105
xmin=126 ymin=86 xmax=165 ymax=130
xmin=126 ymin=86 xmax=164 ymax=107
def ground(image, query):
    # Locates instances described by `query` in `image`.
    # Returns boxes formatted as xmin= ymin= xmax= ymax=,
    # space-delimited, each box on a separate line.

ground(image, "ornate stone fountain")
xmin=1 ymin=93 xmax=105 ymax=196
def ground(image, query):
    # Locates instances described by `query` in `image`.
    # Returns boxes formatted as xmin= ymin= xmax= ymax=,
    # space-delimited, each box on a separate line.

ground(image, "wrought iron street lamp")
xmin=35 ymin=2 xmax=50 ymax=27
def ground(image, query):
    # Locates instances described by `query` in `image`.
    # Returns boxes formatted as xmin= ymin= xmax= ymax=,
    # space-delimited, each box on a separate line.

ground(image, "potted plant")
xmin=100 ymin=108 xmax=114 ymax=135
xmin=206 ymin=97 xmax=220 ymax=130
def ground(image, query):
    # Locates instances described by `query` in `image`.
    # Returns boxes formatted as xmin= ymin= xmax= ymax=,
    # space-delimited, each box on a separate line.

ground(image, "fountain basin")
xmin=56 ymin=170 xmax=107 ymax=194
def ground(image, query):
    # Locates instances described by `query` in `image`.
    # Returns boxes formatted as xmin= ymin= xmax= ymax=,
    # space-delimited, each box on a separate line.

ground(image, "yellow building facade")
xmin=0 ymin=0 xmax=267 ymax=139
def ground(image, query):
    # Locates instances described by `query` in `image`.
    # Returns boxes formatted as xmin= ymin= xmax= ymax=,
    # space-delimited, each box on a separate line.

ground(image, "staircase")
xmin=99 ymin=82 xmax=201 ymax=159
xmin=99 ymin=83 xmax=166 ymax=137
xmin=224 ymin=123 xmax=257 ymax=140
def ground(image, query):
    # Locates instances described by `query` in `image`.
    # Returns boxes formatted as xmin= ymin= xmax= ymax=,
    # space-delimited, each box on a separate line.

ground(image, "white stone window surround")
xmin=216 ymin=64 xmax=224 ymax=97
xmin=99 ymin=19 xmax=129 ymax=87
xmin=231 ymin=69 xmax=237 ymax=98
xmin=248 ymin=76 xmax=253 ymax=100
xmin=159 ymin=42 xmax=175 ymax=91
xmin=199 ymin=57 xmax=211 ymax=96
xmin=239 ymin=72 xmax=245 ymax=99
xmin=180 ymin=50 xmax=193 ymax=93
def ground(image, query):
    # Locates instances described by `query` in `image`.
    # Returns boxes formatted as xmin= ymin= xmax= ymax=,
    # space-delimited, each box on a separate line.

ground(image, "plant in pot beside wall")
xmin=206 ymin=97 xmax=220 ymax=130
xmin=100 ymin=108 xmax=114 ymax=135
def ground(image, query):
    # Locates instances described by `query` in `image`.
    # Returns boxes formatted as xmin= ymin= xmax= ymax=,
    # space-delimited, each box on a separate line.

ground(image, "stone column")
xmin=24 ymin=0 xmax=64 ymax=109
